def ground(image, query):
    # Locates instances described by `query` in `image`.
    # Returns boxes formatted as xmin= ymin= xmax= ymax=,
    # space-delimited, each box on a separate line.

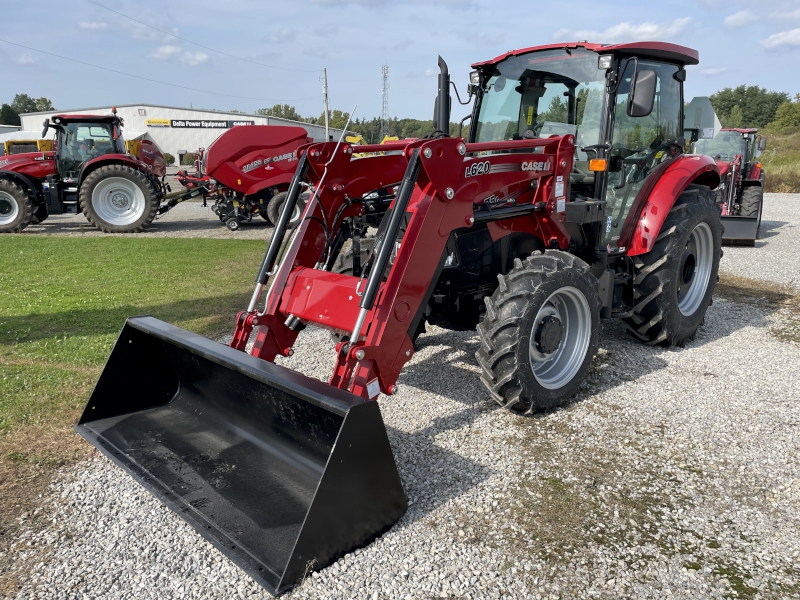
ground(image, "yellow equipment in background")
xmin=345 ymin=134 xmax=400 ymax=157
xmin=1 ymin=138 xmax=53 ymax=156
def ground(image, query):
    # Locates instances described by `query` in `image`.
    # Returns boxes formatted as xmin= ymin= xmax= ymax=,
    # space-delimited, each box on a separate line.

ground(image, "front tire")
xmin=0 ymin=179 xmax=34 ymax=233
xmin=739 ymin=185 xmax=763 ymax=242
xmin=476 ymin=250 xmax=601 ymax=414
xmin=266 ymin=191 xmax=308 ymax=229
xmin=80 ymin=165 xmax=158 ymax=233
xmin=624 ymin=184 xmax=722 ymax=346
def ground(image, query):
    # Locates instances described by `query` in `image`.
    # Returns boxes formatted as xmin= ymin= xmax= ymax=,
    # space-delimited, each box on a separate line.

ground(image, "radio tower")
xmin=380 ymin=65 xmax=390 ymax=140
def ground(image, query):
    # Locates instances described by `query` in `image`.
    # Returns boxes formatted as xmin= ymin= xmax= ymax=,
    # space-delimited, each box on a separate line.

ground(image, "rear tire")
xmin=0 ymin=179 xmax=34 ymax=233
xmin=80 ymin=165 xmax=158 ymax=233
xmin=475 ymin=250 xmax=601 ymax=414
xmin=739 ymin=185 xmax=763 ymax=241
xmin=266 ymin=191 xmax=308 ymax=229
xmin=624 ymin=184 xmax=722 ymax=346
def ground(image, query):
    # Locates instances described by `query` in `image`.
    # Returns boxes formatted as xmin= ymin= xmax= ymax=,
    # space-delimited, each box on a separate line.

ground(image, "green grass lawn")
xmin=0 ymin=236 xmax=269 ymax=544
xmin=1 ymin=236 xmax=267 ymax=431
xmin=762 ymin=131 xmax=800 ymax=193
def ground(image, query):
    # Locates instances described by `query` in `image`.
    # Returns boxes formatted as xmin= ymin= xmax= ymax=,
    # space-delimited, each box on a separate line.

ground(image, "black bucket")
xmin=75 ymin=316 xmax=407 ymax=596
xmin=721 ymin=215 xmax=759 ymax=246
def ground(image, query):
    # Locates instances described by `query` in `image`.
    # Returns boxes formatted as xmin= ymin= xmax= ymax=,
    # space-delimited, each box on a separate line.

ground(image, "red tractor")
xmin=0 ymin=109 xmax=171 ymax=233
xmin=691 ymin=127 xmax=766 ymax=245
xmin=173 ymin=126 xmax=313 ymax=230
xmin=78 ymin=42 xmax=722 ymax=595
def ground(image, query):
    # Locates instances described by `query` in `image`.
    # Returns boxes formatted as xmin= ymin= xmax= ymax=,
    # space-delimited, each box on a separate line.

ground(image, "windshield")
xmin=474 ymin=49 xmax=607 ymax=156
xmin=691 ymin=131 xmax=746 ymax=161
xmin=58 ymin=122 xmax=117 ymax=177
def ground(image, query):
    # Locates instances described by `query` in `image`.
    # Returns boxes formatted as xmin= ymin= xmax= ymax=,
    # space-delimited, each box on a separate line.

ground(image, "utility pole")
xmin=322 ymin=68 xmax=330 ymax=140
xmin=380 ymin=65 xmax=390 ymax=140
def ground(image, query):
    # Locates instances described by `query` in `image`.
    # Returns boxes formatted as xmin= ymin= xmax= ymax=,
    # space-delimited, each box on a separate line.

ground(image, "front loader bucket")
xmin=721 ymin=215 xmax=759 ymax=246
xmin=75 ymin=316 xmax=407 ymax=596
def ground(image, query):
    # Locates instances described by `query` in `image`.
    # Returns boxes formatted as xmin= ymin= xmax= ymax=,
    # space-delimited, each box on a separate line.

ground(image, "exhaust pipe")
xmin=434 ymin=55 xmax=451 ymax=135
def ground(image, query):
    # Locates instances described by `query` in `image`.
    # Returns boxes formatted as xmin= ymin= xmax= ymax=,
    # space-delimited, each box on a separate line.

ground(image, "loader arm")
xmin=241 ymin=135 xmax=574 ymax=399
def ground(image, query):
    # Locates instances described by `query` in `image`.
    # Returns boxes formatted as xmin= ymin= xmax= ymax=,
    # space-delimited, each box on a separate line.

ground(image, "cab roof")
xmin=472 ymin=41 xmax=699 ymax=68
xmin=50 ymin=114 xmax=118 ymax=124
xmin=721 ymin=127 xmax=758 ymax=134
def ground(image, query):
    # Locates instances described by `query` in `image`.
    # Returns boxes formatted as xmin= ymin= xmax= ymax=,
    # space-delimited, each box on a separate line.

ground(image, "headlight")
xmin=598 ymin=55 xmax=612 ymax=70
xmin=470 ymin=70 xmax=480 ymax=85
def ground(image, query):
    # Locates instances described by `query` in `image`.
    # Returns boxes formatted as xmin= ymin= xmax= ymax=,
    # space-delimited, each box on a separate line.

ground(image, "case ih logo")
xmin=0 ymin=159 xmax=10 ymax=168
xmin=521 ymin=160 xmax=551 ymax=172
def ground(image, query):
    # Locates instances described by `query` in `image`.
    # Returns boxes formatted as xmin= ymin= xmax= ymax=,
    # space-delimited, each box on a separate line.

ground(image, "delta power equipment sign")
xmin=146 ymin=119 xmax=255 ymax=129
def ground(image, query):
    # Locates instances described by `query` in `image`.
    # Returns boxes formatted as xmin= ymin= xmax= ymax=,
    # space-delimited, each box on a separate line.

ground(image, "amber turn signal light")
xmin=589 ymin=159 xmax=608 ymax=172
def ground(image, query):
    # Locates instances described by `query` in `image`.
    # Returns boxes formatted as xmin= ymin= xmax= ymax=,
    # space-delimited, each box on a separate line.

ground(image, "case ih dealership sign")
xmin=145 ymin=118 xmax=254 ymax=128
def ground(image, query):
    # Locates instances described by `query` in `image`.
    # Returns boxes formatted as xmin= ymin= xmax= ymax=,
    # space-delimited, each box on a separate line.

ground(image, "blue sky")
xmin=1 ymin=0 xmax=799 ymax=122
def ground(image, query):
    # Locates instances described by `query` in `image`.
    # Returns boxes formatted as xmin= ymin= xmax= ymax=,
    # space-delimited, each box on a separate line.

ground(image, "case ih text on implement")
xmin=0 ymin=109 xmax=204 ymax=233
xmin=76 ymin=42 xmax=722 ymax=595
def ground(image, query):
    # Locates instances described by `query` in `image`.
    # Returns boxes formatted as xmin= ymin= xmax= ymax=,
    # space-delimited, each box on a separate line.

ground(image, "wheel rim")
xmin=0 ymin=191 xmax=20 ymax=226
xmin=91 ymin=177 xmax=146 ymax=226
xmin=677 ymin=221 xmax=714 ymax=316
xmin=528 ymin=286 xmax=592 ymax=391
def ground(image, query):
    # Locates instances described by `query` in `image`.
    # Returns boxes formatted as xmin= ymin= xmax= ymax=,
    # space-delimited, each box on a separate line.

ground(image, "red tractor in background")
xmin=173 ymin=126 xmax=314 ymax=231
xmin=691 ymin=127 xmax=766 ymax=245
xmin=78 ymin=42 xmax=724 ymax=595
xmin=0 ymin=109 xmax=175 ymax=233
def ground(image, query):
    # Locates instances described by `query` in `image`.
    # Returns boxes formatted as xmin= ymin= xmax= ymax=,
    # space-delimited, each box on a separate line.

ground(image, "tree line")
xmin=709 ymin=85 xmax=800 ymax=130
xmin=0 ymin=94 xmax=56 ymax=126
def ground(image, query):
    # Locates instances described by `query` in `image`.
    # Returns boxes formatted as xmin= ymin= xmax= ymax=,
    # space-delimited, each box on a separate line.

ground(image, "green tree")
xmin=256 ymin=104 xmax=305 ymax=121
xmin=771 ymin=94 xmax=800 ymax=128
xmin=181 ymin=152 xmax=197 ymax=166
xmin=10 ymin=94 xmax=55 ymax=114
xmin=163 ymin=152 xmax=175 ymax=166
xmin=710 ymin=86 xmax=789 ymax=128
xmin=35 ymin=97 xmax=55 ymax=112
xmin=0 ymin=103 xmax=20 ymax=126
xmin=725 ymin=105 xmax=743 ymax=128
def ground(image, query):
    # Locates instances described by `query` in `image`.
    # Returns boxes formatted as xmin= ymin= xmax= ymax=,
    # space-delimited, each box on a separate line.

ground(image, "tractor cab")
xmin=44 ymin=113 xmax=127 ymax=180
xmin=469 ymin=42 xmax=698 ymax=250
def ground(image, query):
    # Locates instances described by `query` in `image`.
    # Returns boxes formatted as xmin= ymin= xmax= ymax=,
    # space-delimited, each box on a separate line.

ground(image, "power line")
xmin=86 ymin=0 xmax=320 ymax=74
xmin=0 ymin=38 xmax=320 ymax=104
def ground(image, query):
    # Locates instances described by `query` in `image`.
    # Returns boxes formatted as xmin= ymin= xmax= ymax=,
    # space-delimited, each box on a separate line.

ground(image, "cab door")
xmin=602 ymin=59 xmax=683 ymax=250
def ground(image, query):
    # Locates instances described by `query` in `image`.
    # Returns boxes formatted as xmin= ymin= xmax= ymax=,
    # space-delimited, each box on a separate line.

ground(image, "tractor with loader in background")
xmin=694 ymin=129 xmax=766 ymax=244
xmin=76 ymin=41 xmax=721 ymax=595
xmin=0 ymin=109 xmax=202 ymax=233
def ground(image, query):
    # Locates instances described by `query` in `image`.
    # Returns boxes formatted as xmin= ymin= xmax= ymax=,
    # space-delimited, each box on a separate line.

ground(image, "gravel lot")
xmin=4 ymin=195 xmax=799 ymax=600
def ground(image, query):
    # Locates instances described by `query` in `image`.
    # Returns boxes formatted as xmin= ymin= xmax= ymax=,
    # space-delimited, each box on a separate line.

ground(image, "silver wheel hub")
xmin=528 ymin=286 xmax=592 ymax=391
xmin=677 ymin=221 xmax=713 ymax=316
xmin=91 ymin=177 xmax=146 ymax=226
xmin=0 ymin=190 xmax=20 ymax=226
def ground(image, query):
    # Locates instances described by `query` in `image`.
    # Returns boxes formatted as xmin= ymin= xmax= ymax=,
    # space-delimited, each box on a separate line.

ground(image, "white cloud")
xmin=17 ymin=52 xmax=37 ymax=65
xmin=149 ymin=45 xmax=208 ymax=65
xmin=761 ymin=28 xmax=800 ymax=48
xmin=553 ymin=17 xmax=692 ymax=43
xmin=123 ymin=19 xmax=178 ymax=42
xmin=424 ymin=67 xmax=437 ymax=77
xmin=771 ymin=8 xmax=800 ymax=19
xmin=697 ymin=67 xmax=726 ymax=76
xmin=724 ymin=10 xmax=756 ymax=27
xmin=314 ymin=24 xmax=339 ymax=37
xmin=265 ymin=28 xmax=296 ymax=43
xmin=79 ymin=21 xmax=109 ymax=30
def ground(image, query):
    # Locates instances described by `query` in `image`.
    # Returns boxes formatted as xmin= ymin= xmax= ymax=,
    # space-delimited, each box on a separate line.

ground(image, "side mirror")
xmin=758 ymin=137 xmax=767 ymax=151
xmin=627 ymin=70 xmax=656 ymax=118
xmin=42 ymin=119 xmax=50 ymax=138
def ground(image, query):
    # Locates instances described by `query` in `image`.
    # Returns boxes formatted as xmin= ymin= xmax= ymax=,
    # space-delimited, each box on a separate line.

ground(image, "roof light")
xmin=598 ymin=55 xmax=612 ymax=70
xmin=589 ymin=158 xmax=608 ymax=172
xmin=470 ymin=70 xmax=480 ymax=85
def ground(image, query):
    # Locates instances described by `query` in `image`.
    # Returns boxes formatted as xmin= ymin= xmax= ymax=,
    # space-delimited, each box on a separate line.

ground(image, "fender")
xmin=78 ymin=154 xmax=149 ymax=187
xmin=624 ymin=154 xmax=719 ymax=256
xmin=0 ymin=169 xmax=42 ymax=195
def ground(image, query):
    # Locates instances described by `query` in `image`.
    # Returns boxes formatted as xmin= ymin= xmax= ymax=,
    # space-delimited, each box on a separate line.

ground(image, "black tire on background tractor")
xmin=266 ymin=190 xmax=309 ymax=229
xmin=0 ymin=179 xmax=34 ymax=233
xmin=739 ymin=185 xmax=764 ymax=241
xmin=624 ymin=184 xmax=722 ymax=346
xmin=80 ymin=165 xmax=158 ymax=233
xmin=476 ymin=250 xmax=601 ymax=414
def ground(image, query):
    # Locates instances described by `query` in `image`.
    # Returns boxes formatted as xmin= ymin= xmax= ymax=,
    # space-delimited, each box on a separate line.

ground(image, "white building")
xmin=0 ymin=124 xmax=21 ymax=136
xmin=19 ymin=104 xmax=345 ymax=163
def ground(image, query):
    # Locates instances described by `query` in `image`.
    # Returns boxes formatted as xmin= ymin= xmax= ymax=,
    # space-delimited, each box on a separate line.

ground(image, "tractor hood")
xmin=0 ymin=151 xmax=56 ymax=180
